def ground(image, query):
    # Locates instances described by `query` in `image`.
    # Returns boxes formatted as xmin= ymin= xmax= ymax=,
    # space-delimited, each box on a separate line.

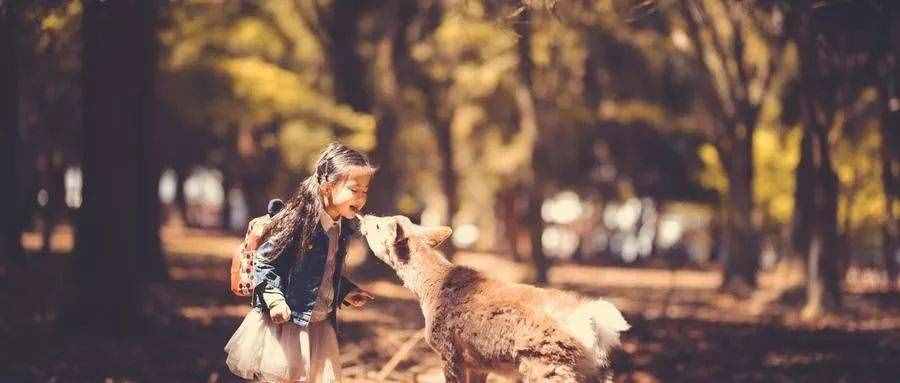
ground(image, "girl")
xmin=225 ymin=143 xmax=377 ymax=383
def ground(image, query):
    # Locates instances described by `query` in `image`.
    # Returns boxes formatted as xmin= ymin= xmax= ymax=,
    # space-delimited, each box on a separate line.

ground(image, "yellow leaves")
xmin=597 ymin=99 xmax=667 ymax=126
xmin=697 ymin=143 xmax=728 ymax=195
xmin=277 ymin=117 xmax=374 ymax=174
xmin=450 ymin=104 xmax=486 ymax=142
xmin=40 ymin=1 xmax=81 ymax=32
xmin=833 ymin=120 xmax=886 ymax=230
xmin=697 ymin=124 xmax=802 ymax=227
xmin=217 ymin=57 xmax=375 ymax=134
xmin=454 ymin=55 xmax=518 ymax=99
xmin=278 ymin=121 xmax=333 ymax=172
xmin=218 ymin=57 xmax=305 ymax=120
xmin=229 ymin=18 xmax=285 ymax=59
xmin=435 ymin=17 xmax=516 ymax=57
xmin=754 ymin=126 xmax=801 ymax=225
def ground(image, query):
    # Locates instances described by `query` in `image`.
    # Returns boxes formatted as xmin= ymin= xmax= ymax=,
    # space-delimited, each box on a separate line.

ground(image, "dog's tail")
xmin=564 ymin=299 xmax=630 ymax=365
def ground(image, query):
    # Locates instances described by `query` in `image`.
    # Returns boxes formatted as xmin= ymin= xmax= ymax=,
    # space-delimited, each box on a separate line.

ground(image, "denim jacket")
xmin=251 ymin=221 xmax=358 ymax=330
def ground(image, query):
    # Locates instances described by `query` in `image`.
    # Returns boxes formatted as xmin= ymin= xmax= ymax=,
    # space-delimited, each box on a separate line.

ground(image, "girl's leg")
xmin=307 ymin=320 xmax=342 ymax=383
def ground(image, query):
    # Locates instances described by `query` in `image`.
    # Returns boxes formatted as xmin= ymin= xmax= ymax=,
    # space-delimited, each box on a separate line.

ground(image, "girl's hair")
xmin=262 ymin=142 xmax=376 ymax=260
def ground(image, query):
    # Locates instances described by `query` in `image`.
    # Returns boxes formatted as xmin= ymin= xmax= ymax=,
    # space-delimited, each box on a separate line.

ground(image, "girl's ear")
xmin=318 ymin=181 xmax=332 ymax=195
xmin=421 ymin=226 xmax=453 ymax=248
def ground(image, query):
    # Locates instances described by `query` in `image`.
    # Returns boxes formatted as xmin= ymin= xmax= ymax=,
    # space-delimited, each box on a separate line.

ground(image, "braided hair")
xmin=261 ymin=143 xmax=376 ymax=260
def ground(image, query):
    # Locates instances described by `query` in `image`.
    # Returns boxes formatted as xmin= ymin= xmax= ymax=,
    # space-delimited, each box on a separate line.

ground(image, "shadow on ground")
xmin=2 ymin=229 xmax=899 ymax=382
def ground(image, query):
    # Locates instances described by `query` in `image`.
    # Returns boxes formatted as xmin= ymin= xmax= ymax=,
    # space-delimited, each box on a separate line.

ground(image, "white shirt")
xmin=309 ymin=210 xmax=341 ymax=322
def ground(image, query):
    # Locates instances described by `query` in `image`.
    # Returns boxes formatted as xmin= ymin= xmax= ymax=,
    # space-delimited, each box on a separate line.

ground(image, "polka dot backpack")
xmin=229 ymin=199 xmax=284 ymax=297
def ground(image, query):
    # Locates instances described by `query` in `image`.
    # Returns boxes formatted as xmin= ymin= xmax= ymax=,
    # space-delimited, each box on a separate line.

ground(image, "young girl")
xmin=225 ymin=143 xmax=377 ymax=383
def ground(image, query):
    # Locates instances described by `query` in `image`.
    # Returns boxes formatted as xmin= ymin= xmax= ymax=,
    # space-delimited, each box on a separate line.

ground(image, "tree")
xmin=788 ymin=0 xmax=885 ymax=316
xmin=391 ymin=0 xmax=459 ymax=257
xmin=67 ymin=0 xmax=162 ymax=334
xmin=1 ymin=0 xmax=23 ymax=264
xmin=515 ymin=8 xmax=550 ymax=283
xmin=675 ymin=0 xmax=788 ymax=293
xmin=14 ymin=1 xmax=85 ymax=259
xmin=878 ymin=5 xmax=900 ymax=290
xmin=317 ymin=1 xmax=401 ymax=216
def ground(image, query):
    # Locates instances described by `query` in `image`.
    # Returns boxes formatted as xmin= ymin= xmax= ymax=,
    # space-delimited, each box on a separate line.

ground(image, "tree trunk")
xmin=369 ymin=111 xmax=400 ymax=216
xmin=882 ymin=17 xmax=900 ymax=290
xmin=327 ymin=1 xmax=371 ymax=119
xmin=415 ymin=51 xmax=458 ymax=258
xmin=882 ymin=74 xmax=899 ymax=290
xmin=792 ymin=121 xmax=815 ymax=263
xmin=40 ymin=161 xmax=66 ymax=255
xmin=369 ymin=13 xmax=402 ymax=219
xmin=391 ymin=0 xmax=458 ymax=257
xmin=136 ymin=1 xmax=166 ymax=284
xmin=497 ymin=185 xmax=524 ymax=262
xmin=795 ymin=8 xmax=843 ymax=317
xmin=221 ymin=169 xmax=234 ymax=231
xmin=527 ymin=185 xmax=549 ymax=284
xmin=1 ymin=0 xmax=24 ymax=264
xmin=719 ymin=131 xmax=759 ymax=295
xmin=174 ymin=162 xmax=190 ymax=225
xmin=799 ymin=128 xmax=842 ymax=318
xmin=516 ymin=9 xmax=549 ymax=284
xmin=67 ymin=0 xmax=160 ymax=334
xmin=325 ymin=2 xmax=399 ymax=218
xmin=433 ymin=112 xmax=458 ymax=257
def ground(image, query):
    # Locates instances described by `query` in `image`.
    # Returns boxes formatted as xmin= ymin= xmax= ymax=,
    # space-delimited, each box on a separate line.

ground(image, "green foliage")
xmin=16 ymin=0 xmax=893 ymax=258
xmin=159 ymin=0 xmax=375 ymax=177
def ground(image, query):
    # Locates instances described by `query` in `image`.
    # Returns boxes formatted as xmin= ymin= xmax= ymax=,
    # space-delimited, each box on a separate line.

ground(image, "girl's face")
xmin=324 ymin=171 xmax=372 ymax=220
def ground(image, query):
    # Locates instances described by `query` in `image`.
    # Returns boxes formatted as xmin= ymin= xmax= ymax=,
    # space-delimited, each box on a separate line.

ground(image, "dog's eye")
xmin=376 ymin=223 xmax=381 ymax=230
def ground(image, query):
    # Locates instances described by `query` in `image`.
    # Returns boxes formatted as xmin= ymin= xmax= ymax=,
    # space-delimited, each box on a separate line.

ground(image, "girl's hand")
xmin=269 ymin=302 xmax=292 ymax=324
xmin=343 ymin=289 xmax=374 ymax=308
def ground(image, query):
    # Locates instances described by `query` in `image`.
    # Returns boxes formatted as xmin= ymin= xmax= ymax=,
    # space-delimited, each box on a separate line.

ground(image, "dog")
xmin=358 ymin=214 xmax=630 ymax=383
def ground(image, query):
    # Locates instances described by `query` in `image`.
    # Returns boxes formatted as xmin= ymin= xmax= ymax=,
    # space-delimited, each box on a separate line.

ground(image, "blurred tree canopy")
xmin=4 ymin=0 xmax=898 ymax=326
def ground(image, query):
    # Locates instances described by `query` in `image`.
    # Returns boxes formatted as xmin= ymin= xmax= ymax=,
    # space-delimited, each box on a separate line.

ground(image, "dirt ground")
xmin=2 ymin=226 xmax=899 ymax=382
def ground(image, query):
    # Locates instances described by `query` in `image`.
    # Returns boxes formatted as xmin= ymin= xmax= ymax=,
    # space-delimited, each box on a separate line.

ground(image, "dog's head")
xmin=358 ymin=214 xmax=452 ymax=269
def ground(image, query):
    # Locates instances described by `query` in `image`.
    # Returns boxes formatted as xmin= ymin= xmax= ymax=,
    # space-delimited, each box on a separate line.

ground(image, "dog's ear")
xmin=421 ymin=226 xmax=452 ymax=248
xmin=393 ymin=223 xmax=410 ymax=263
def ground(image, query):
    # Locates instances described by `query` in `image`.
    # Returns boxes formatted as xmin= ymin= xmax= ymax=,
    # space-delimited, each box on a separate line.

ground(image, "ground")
xmin=1 ymin=225 xmax=898 ymax=382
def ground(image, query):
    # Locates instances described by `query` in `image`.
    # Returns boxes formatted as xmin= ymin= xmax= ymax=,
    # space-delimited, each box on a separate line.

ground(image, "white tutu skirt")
xmin=224 ymin=309 xmax=341 ymax=383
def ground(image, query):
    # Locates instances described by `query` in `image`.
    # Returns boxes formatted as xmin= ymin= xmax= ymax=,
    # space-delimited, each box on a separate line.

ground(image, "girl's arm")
xmin=253 ymin=240 xmax=292 ymax=323
xmin=337 ymin=276 xmax=360 ymax=305
xmin=253 ymin=240 xmax=288 ymax=307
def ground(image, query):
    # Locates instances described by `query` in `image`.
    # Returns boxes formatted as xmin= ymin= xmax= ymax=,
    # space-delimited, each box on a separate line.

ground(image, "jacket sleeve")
xmin=253 ymin=240 xmax=285 ymax=299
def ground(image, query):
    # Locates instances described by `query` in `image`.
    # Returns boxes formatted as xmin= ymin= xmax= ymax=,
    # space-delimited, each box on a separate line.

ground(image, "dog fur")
xmin=358 ymin=215 xmax=630 ymax=383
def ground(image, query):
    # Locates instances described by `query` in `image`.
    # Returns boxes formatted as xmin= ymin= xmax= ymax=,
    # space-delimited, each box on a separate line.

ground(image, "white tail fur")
xmin=563 ymin=299 xmax=630 ymax=364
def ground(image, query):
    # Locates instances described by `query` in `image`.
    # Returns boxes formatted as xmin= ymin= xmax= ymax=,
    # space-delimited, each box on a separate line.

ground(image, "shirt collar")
xmin=319 ymin=208 xmax=341 ymax=233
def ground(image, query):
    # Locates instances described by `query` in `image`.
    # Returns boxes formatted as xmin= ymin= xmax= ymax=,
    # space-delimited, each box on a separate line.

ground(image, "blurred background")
xmin=1 ymin=0 xmax=899 ymax=382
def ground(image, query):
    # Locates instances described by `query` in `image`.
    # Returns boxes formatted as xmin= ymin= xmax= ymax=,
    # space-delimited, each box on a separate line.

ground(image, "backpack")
xmin=229 ymin=199 xmax=284 ymax=297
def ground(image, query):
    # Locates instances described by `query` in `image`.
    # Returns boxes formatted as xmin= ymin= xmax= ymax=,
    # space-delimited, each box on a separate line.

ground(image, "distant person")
xmin=225 ymin=143 xmax=376 ymax=382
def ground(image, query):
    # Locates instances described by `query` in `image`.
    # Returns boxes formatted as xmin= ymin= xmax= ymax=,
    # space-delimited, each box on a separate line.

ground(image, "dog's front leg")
xmin=441 ymin=360 xmax=466 ymax=383
xmin=464 ymin=369 xmax=488 ymax=383
xmin=437 ymin=341 xmax=467 ymax=383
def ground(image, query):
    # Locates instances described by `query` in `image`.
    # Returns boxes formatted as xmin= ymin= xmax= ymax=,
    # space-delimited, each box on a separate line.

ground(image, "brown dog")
xmin=358 ymin=215 xmax=629 ymax=383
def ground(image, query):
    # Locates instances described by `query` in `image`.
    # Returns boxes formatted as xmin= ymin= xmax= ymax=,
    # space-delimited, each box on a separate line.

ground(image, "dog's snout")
xmin=357 ymin=214 xmax=371 ymax=235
